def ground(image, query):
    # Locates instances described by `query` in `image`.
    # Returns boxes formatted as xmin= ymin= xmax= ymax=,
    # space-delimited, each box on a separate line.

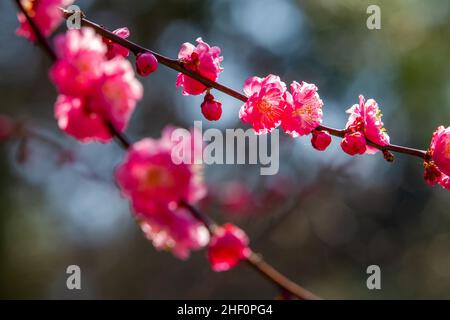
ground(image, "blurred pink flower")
xmin=50 ymin=28 xmax=142 ymax=142
xmin=104 ymin=27 xmax=130 ymax=59
xmin=90 ymin=58 xmax=143 ymax=133
xmin=344 ymin=95 xmax=390 ymax=155
xmin=16 ymin=0 xmax=74 ymax=42
xmin=207 ymin=224 xmax=251 ymax=272
xmin=281 ymin=81 xmax=323 ymax=137
xmin=50 ymin=28 xmax=107 ymax=97
xmin=116 ymin=139 xmax=200 ymax=214
xmin=116 ymin=128 xmax=208 ymax=258
xmin=139 ymin=206 xmax=209 ymax=260
xmin=239 ymin=75 xmax=287 ymax=135
xmin=176 ymin=38 xmax=223 ymax=95
xmin=54 ymin=95 xmax=112 ymax=142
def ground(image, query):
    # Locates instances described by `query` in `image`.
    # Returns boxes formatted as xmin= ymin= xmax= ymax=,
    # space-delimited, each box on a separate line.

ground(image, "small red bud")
xmin=341 ymin=132 xmax=367 ymax=155
xmin=311 ymin=130 xmax=331 ymax=151
xmin=136 ymin=52 xmax=158 ymax=77
xmin=201 ymin=94 xmax=222 ymax=121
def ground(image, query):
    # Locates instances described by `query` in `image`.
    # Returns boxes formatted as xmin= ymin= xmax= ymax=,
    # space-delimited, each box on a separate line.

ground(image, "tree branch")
xmin=15 ymin=3 xmax=321 ymax=301
xmin=62 ymin=8 xmax=429 ymax=161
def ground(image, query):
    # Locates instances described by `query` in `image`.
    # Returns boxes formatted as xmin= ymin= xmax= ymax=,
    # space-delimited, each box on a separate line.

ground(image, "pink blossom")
xmin=311 ymin=130 xmax=331 ymax=151
xmin=239 ymin=75 xmax=287 ymax=135
xmin=16 ymin=0 xmax=74 ymax=42
xmin=50 ymin=28 xmax=107 ymax=97
xmin=281 ymin=81 xmax=323 ymax=137
xmin=201 ymin=94 xmax=222 ymax=121
xmin=116 ymin=128 xmax=208 ymax=258
xmin=207 ymin=224 xmax=251 ymax=272
xmin=54 ymin=95 xmax=112 ymax=143
xmin=424 ymin=126 xmax=450 ymax=190
xmin=116 ymin=140 xmax=193 ymax=214
xmin=50 ymin=28 xmax=142 ymax=142
xmin=89 ymin=58 xmax=143 ymax=133
xmin=344 ymin=95 xmax=390 ymax=154
xmin=341 ymin=131 xmax=367 ymax=155
xmin=176 ymin=38 xmax=223 ymax=95
xmin=139 ymin=206 xmax=209 ymax=260
xmin=115 ymin=129 xmax=206 ymax=215
xmin=136 ymin=52 xmax=158 ymax=77
xmin=429 ymin=126 xmax=450 ymax=177
xmin=104 ymin=27 xmax=130 ymax=59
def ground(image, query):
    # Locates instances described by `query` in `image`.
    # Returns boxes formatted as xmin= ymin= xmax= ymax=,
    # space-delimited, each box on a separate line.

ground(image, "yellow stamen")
xmin=256 ymin=100 xmax=280 ymax=121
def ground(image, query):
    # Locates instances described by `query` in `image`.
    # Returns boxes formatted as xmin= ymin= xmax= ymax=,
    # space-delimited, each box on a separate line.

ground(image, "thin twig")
xmin=16 ymin=4 xmax=320 ymax=300
xmin=180 ymin=201 xmax=320 ymax=300
xmin=14 ymin=0 xmax=57 ymax=61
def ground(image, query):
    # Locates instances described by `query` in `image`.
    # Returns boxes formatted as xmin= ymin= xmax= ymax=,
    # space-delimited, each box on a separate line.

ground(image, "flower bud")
xmin=311 ymin=130 xmax=331 ymax=151
xmin=341 ymin=132 xmax=366 ymax=155
xmin=136 ymin=52 xmax=158 ymax=77
xmin=207 ymin=224 xmax=251 ymax=272
xmin=201 ymin=94 xmax=222 ymax=121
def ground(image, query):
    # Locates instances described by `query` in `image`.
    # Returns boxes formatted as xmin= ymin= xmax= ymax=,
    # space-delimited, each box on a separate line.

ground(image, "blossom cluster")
xmin=341 ymin=95 xmax=390 ymax=155
xmin=115 ymin=126 xmax=250 ymax=267
xmin=176 ymin=38 xmax=223 ymax=96
xmin=115 ymin=126 xmax=208 ymax=258
xmin=50 ymin=27 xmax=143 ymax=142
xmin=239 ymin=75 xmax=323 ymax=137
xmin=13 ymin=1 xmax=450 ymax=277
xmin=16 ymin=0 xmax=74 ymax=41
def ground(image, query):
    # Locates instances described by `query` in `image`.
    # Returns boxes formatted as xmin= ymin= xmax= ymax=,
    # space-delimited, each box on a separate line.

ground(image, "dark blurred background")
xmin=1 ymin=0 xmax=450 ymax=299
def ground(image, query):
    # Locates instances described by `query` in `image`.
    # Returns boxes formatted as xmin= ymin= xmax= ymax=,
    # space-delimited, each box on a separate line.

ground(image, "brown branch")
xmin=16 ymin=4 xmax=321 ymax=301
xmin=180 ymin=201 xmax=320 ymax=300
xmin=65 ymin=9 xmax=429 ymax=162
xmin=14 ymin=2 xmax=131 ymax=149
xmin=246 ymin=253 xmax=321 ymax=300
xmin=14 ymin=0 xmax=57 ymax=61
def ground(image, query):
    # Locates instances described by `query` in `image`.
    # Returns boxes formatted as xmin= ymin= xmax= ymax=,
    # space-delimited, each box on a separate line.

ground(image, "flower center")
xmin=143 ymin=166 xmax=173 ymax=189
xmin=292 ymin=103 xmax=315 ymax=123
xmin=102 ymin=81 xmax=122 ymax=105
xmin=255 ymin=99 xmax=281 ymax=122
